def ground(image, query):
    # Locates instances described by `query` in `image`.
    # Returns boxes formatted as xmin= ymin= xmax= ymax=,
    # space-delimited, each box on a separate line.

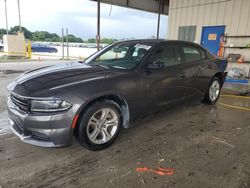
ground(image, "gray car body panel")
xmin=7 ymin=40 xmax=228 ymax=147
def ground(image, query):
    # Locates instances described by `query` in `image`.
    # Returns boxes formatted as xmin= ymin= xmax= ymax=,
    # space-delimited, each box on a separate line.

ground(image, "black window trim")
xmin=199 ymin=48 xmax=209 ymax=60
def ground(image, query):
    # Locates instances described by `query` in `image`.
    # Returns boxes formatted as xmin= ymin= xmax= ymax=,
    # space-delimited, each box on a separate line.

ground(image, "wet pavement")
xmin=219 ymin=95 xmax=250 ymax=110
xmin=223 ymin=82 xmax=250 ymax=96
xmin=0 ymin=111 xmax=9 ymax=136
xmin=0 ymin=62 xmax=250 ymax=188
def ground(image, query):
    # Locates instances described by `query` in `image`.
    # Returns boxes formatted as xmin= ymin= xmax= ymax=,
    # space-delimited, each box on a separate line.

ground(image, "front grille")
xmin=11 ymin=94 xmax=30 ymax=112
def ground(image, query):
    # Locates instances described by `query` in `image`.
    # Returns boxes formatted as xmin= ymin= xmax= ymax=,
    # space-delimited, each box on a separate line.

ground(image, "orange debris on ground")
xmin=136 ymin=166 xmax=174 ymax=176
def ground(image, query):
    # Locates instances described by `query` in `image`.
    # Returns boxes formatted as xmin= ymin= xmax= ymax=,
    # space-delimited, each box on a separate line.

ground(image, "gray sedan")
xmin=7 ymin=39 xmax=228 ymax=150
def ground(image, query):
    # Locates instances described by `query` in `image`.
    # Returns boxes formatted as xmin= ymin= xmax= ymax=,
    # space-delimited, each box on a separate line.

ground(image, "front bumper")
xmin=7 ymin=98 xmax=75 ymax=147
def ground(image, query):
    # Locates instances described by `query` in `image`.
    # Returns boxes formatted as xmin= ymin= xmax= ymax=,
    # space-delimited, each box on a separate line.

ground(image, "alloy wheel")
xmin=87 ymin=108 xmax=119 ymax=144
xmin=209 ymin=80 xmax=220 ymax=102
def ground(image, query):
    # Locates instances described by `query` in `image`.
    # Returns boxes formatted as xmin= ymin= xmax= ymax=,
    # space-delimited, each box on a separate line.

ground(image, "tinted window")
xmin=183 ymin=46 xmax=201 ymax=63
xmin=207 ymin=51 xmax=215 ymax=59
xmin=200 ymin=49 xmax=207 ymax=59
xmin=98 ymin=47 xmax=127 ymax=60
xmin=86 ymin=43 xmax=152 ymax=70
xmin=149 ymin=46 xmax=181 ymax=68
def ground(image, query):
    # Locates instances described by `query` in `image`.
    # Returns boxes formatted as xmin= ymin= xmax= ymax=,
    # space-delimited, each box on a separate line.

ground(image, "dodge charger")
xmin=7 ymin=39 xmax=228 ymax=150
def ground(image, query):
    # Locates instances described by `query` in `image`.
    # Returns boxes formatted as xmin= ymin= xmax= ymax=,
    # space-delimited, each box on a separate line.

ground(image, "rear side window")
xmin=200 ymin=49 xmax=207 ymax=59
xmin=150 ymin=45 xmax=181 ymax=68
xmin=182 ymin=46 xmax=201 ymax=63
xmin=207 ymin=51 xmax=215 ymax=59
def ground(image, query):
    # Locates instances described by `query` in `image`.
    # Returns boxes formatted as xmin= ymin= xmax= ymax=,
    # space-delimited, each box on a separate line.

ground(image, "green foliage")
xmin=0 ymin=26 xmax=119 ymax=44
xmin=32 ymin=31 xmax=60 ymax=42
xmin=9 ymin=26 xmax=32 ymax=39
xmin=100 ymin=38 xmax=118 ymax=44
xmin=87 ymin=38 xmax=96 ymax=43
xmin=87 ymin=38 xmax=118 ymax=44
xmin=64 ymin=34 xmax=83 ymax=43
xmin=0 ymin=29 xmax=7 ymax=39
xmin=0 ymin=26 xmax=83 ymax=43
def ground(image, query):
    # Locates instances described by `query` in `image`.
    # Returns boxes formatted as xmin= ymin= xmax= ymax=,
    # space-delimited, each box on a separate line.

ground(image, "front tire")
xmin=204 ymin=77 xmax=221 ymax=105
xmin=77 ymin=100 xmax=122 ymax=150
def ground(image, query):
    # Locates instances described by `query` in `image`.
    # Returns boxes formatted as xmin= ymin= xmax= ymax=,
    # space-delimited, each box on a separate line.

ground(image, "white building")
xmin=167 ymin=0 xmax=250 ymax=60
xmin=93 ymin=0 xmax=250 ymax=61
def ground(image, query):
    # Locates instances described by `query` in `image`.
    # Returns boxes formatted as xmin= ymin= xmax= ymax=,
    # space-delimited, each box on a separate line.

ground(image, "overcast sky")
xmin=0 ymin=0 xmax=168 ymax=39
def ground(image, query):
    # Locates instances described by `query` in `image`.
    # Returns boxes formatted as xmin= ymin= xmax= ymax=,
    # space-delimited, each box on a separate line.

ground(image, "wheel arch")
xmin=74 ymin=94 xmax=130 ymax=138
xmin=212 ymin=72 xmax=226 ymax=87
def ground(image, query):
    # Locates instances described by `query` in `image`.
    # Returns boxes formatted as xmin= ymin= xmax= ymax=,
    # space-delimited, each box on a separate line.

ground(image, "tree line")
xmin=0 ymin=26 xmax=118 ymax=44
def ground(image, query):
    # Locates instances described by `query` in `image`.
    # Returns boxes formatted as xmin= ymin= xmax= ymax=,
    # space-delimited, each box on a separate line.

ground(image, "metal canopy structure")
xmin=91 ymin=0 xmax=169 ymax=51
xmin=91 ymin=0 xmax=169 ymax=15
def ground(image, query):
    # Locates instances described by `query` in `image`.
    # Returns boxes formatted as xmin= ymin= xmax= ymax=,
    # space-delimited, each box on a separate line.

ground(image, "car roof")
xmin=114 ymin=39 xmax=164 ymax=45
xmin=116 ymin=39 xmax=202 ymax=47
xmin=114 ymin=39 xmax=214 ymax=57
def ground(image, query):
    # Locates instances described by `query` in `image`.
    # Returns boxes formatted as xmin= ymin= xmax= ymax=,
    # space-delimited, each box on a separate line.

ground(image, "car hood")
xmin=8 ymin=62 xmax=112 ymax=97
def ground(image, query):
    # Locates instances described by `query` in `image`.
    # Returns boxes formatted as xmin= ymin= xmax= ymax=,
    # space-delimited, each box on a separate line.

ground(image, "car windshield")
xmin=85 ymin=42 xmax=153 ymax=70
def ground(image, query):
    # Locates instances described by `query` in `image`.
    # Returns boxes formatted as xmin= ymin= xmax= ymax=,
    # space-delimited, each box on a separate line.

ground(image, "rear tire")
xmin=204 ymin=77 xmax=221 ymax=105
xmin=77 ymin=100 xmax=122 ymax=151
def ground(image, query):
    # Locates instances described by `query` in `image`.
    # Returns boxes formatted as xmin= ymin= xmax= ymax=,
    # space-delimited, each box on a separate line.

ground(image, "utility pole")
xmin=96 ymin=0 xmax=100 ymax=51
xmin=17 ymin=0 xmax=22 ymax=31
xmin=66 ymin=28 xmax=69 ymax=59
xmin=4 ymin=0 xmax=9 ymax=34
xmin=62 ymin=28 xmax=64 ymax=60
xmin=157 ymin=2 xmax=162 ymax=39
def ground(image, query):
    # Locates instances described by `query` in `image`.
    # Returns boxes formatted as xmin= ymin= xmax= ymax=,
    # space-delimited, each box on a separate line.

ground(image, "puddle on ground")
xmin=219 ymin=95 xmax=250 ymax=109
xmin=0 ymin=111 xmax=12 ymax=136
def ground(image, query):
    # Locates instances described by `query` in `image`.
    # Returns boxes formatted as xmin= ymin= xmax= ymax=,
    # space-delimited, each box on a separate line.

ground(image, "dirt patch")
xmin=0 ymin=70 xmax=25 ymax=74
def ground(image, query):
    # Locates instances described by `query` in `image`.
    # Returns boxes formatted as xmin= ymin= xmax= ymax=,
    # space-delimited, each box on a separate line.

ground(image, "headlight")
xmin=30 ymin=100 xmax=72 ymax=112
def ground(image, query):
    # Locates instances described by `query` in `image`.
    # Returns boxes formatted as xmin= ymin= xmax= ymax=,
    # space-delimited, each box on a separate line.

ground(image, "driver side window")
xmin=149 ymin=45 xmax=181 ymax=68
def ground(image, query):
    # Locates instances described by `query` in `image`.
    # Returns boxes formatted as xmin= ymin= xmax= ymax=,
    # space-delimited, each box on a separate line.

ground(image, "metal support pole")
xmin=96 ymin=0 xmax=100 ymax=51
xmin=62 ymin=28 xmax=64 ymax=60
xmin=157 ymin=2 xmax=161 ymax=39
xmin=4 ymin=0 xmax=9 ymax=34
xmin=109 ymin=5 xmax=112 ymax=16
xmin=17 ymin=0 xmax=22 ymax=31
xmin=27 ymin=40 xmax=31 ymax=59
xmin=66 ymin=28 xmax=69 ymax=59
xmin=246 ymin=67 xmax=250 ymax=94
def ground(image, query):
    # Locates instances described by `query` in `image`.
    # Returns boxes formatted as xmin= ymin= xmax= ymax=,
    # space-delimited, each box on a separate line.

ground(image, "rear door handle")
xmin=178 ymin=72 xmax=186 ymax=79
